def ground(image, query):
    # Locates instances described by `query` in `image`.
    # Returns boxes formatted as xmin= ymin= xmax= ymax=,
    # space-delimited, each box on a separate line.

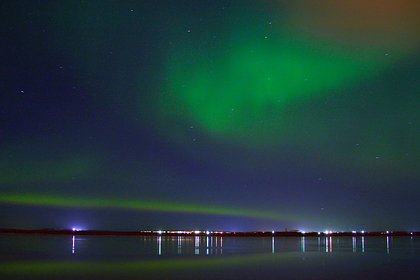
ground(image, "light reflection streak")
xmin=157 ymin=236 xmax=162 ymax=256
xmin=325 ymin=237 xmax=329 ymax=253
xmin=329 ymin=237 xmax=333 ymax=253
xmin=220 ymin=237 xmax=223 ymax=255
xmin=72 ymin=236 xmax=75 ymax=254
xmin=177 ymin=236 xmax=182 ymax=255
xmin=271 ymin=237 xmax=275 ymax=254
xmin=195 ymin=236 xmax=200 ymax=255
xmin=317 ymin=237 xmax=320 ymax=252
xmin=301 ymin=237 xmax=305 ymax=253
xmin=352 ymin=237 xmax=356 ymax=253
xmin=386 ymin=236 xmax=390 ymax=254
xmin=361 ymin=236 xmax=365 ymax=253
xmin=206 ymin=237 xmax=209 ymax=255
xmin=0 ymin=253 xmax=306 ymax=277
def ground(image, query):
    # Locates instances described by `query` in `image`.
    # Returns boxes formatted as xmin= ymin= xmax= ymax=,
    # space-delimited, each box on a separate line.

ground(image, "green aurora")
xmin=162 ymin=39 xmax=388 ymax=141
xmin=0 ymin=193 xmax=295 ymax=221
xmin=0 ymin=0 xmax=418 ymax=231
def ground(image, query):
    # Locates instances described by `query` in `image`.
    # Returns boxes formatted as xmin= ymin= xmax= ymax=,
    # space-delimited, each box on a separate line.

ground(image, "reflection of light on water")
xmin=301 ymin=237 xmax=305 ymax=253
xmin=329 ymin=237 xmax=333 ymax=253
xmin=352 ymin=237 xmax=356 ymax=253
xmin=386 ymin=236 xmax=390 ymax=254
xmin=214 ymin=237 xmax=223 ymax=255
xmin=317 ymin=237 xmax=320 ymax=252
xmin=325 ymin=237 xmax=328 ymax=253
xmin=271 ymin=237 xmax=275 ymax=254
xmin=324 ymin=237 xmax=333 ymax=253
xmin=177 ymin=236 xmax=182 ymax=255
xmin=200 ymin=236 xmax=223 ymax=255
xmin=157 ymin=236 xmax=162 ymax=256
xmin=272 ymin=237 xmax=275 ymax=254
xmin=361 ymin=236 xmax=365 ymax=253
xmin=72 ymin=235 xmax=75 ymax=254
xmin=195 ymin=236 xmax=200 ymax=255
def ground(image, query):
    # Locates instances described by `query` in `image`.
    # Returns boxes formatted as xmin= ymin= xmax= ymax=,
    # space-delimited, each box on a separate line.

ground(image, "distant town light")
xmin=72 ymin=228 xmax=76 ymax=232
xmin=194 ymin=230 xmax=201 ymax=234
xmin=352 ymin=231 xmax=357 ymax=234
xmin=272 ymin=230 xmax=275 ymax=234
xmin=361 ymin=231 xmax=365 ymax=234
xmin=301 ymin=231 xmax=306 ymax=234
xmin=386 ymin=230 xmax=389 ymax=234
xmin=317 ymin=232 xmax=321 ymax=235
xmin=157 ymin=230 xmax=162 ymax=235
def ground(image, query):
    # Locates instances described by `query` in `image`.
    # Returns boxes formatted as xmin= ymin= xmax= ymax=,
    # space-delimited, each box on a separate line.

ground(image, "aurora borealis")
xmin=0 ymin=0 xmax=419 ymax=231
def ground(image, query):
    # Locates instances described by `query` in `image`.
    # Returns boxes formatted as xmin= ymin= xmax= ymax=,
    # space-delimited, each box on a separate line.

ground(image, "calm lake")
xmin=0 ymin=235 xmax=418 ymax=279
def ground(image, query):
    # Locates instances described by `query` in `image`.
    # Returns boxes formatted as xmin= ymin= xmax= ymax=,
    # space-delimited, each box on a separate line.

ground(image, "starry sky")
xmin=1 ymin=0 xmax=419 ymax=232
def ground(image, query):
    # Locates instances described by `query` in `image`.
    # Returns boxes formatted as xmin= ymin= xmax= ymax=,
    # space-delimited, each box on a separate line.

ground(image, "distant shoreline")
xmin=0 ymin=229 xmax=417 ymax=237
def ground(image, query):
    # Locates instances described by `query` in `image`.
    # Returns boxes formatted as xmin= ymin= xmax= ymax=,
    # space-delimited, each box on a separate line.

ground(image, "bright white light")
xmin=194 ymin=230 xmax=201 ymax=234
xmin=386 ymin=230 xmax=389 ymax=234
xmin=317 ymin=232 xmax=321 ymax=235
xmin=72 ymin=228 xmax=76 ymax=232
xmin=361 ymin=230 xmax=365 ymax=234
xmin=272 ymin=230 xmax=275 ymax=234
xmin=72 ymin=235 xmax=75 ymax=254
xmin=157 ymin=230 xmax=162 ymax=234
xmin=324 ymin=230 xmax=329 ymax=235
xmin=410 ymin=232 xmax=413 ymax=235
xmin=301 ymin=231 xmax=306 ymax=234
xmin=206 ymin=231 xmax=210 ymax=235
xmin=352 ymin=231 xmax=357 ymax=234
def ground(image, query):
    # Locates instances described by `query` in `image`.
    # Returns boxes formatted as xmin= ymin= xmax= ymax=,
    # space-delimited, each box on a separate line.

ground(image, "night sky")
xmin=1 ymin=0 xmax=419 ymax=232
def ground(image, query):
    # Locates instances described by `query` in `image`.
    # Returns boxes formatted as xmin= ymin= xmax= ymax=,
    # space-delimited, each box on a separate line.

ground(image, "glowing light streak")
xmin=177 ymin=236 xmax=182 ymax=255
xmin=194 ymin=236 xmax=200 ymax=255
xmin=329 ymin=237 xmax=333 ymax=253
xmin=301 ymin=237 xmax=305 ymax=253
xmin=325 ymin=237 xmax=329 ymax=253
xmin=361 ymin=237 xmax=365 ymax=253
xmin=206 ymin=237 xmax=209 ymax=255
xmin=352 ymin=237 xmax=356 ymax=253
xmin=157 ymin=236 xmax=162 ymax=256
xmin=0 ymin=193 xmax=294 ymax=221
xmin=71 ymin=236 xmax=75 ymax=254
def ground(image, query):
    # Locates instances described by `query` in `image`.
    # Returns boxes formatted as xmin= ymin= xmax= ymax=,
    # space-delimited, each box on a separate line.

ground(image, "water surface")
xmin=0 ymin=235 xmax=418 ymax=279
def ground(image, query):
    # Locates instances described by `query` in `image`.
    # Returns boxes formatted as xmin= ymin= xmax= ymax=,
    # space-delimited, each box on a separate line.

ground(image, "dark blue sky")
xmin=0 ymin=0 xmax=419 ymax=231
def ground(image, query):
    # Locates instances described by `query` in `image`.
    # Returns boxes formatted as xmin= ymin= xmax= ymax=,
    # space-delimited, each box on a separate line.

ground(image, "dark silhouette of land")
xmin=0 ymin=228 xmax=417 ymax=237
